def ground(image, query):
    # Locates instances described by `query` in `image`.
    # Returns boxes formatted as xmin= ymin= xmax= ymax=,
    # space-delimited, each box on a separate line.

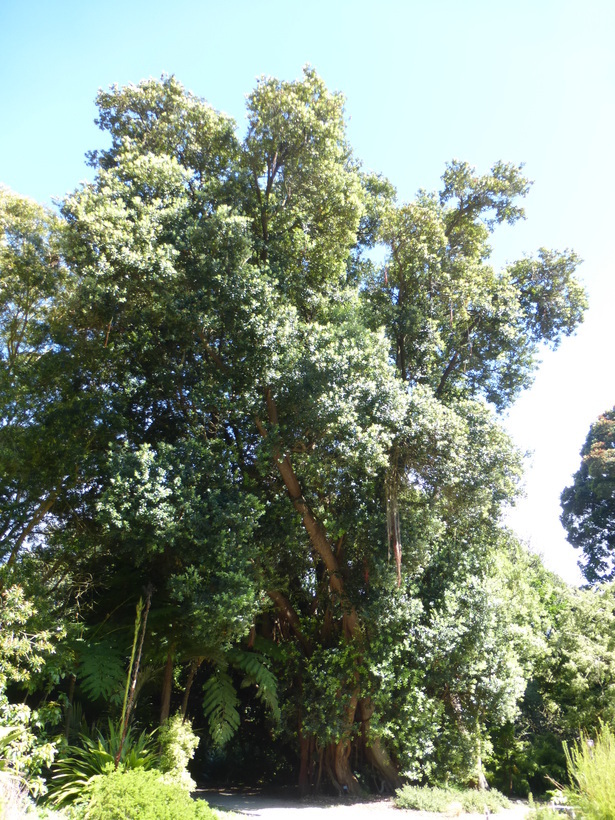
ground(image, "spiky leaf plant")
xmin=49 ymin=720 xmax=157 ymax=806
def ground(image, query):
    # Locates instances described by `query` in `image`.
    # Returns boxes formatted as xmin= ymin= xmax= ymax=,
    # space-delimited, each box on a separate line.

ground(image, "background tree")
xmin=561 ymin=408 xmax=615 ymax=583
xmin=489 ymin=569 xmax=615 ymax=796
xmin=0 ymin=188 xmax=78 ymax=573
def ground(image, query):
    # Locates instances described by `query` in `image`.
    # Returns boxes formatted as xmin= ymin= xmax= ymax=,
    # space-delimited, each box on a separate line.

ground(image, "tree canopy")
xmin=0 ymin=69 xmax=595 ymax=799
xmin=561 ymin=408 xmax=615 ymax=583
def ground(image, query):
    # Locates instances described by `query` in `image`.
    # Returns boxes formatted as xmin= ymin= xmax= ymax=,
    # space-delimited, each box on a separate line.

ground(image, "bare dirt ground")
xmin=197 ymin=788 xmax=531 ymax=820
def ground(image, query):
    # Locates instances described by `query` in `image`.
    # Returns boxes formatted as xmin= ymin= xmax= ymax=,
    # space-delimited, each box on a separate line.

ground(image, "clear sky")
xmin=1 ymin=0 xmax=613 ymax=584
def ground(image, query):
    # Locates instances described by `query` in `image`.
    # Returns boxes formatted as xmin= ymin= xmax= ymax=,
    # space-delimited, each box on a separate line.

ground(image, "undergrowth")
xmin=395 ymin=784 xmax=510 ymax=813
xmin=564 ymin=721 xmax=615 ymax=820
xmin=74 ymin=768 xmax=215 ymax=819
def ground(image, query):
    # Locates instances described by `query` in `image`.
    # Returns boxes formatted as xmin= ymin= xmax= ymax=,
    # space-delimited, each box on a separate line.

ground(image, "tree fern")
xmin=228 ymin=649 xmax=280 ymax=721
xmin=201 ymin=669 xmax=240 ymax=747
xmin=77 ymin=640 xmax=126 ymax=705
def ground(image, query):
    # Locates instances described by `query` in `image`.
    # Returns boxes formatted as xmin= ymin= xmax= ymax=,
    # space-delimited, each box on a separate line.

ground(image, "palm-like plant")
xmin=49 ymin=720 xmax=158 ymax=806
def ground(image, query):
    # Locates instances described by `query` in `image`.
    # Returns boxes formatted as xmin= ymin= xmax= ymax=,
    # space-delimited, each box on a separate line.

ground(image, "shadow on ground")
xmin=196 ymin=788 xmax=531 ymax=820
xmin=196 ymin=788 xmax=397 ymax=817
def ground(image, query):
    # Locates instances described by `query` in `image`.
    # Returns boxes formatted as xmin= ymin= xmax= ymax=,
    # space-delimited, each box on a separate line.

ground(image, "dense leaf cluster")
xmin=561 ymin=409 xmax=615 ymax=583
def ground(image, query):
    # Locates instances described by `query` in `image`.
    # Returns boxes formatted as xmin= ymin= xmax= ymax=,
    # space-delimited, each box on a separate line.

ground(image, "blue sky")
xmin=2 ymin=0 xmax=614 ymax=583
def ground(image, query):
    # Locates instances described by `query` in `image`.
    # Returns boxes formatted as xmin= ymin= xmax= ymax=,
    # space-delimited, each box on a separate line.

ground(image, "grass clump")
xmin=564 ymin=721 xmax=615 ymax=820
xmin=527 ymin=806 xmax=561 ymax=820
xmin=395 ymin=784 xmax=510 ymax=813
xmin=76 ymin=768 xmax=215 ymax=820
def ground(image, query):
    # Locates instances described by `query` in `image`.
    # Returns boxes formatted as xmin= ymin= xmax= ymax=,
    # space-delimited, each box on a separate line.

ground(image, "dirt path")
xmin=197 ymin=789 xmax=531 ymax=820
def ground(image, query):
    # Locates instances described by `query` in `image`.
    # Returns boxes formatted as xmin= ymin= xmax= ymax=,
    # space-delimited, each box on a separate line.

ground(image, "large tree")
xmin=0 ymin=70 xmax=587 ymax=795
xmin=561 ymin=409 xmax=615 ymax=583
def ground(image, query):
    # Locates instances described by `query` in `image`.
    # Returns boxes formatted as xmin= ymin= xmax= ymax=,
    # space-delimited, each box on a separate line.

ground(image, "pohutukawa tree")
xmin=0 ymin=69 xmax=586 ymax=794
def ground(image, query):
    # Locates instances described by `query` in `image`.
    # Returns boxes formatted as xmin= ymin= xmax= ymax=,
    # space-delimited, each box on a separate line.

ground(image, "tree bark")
xmin=64 ymin=674 xmax=76 ymax=740
xmin=256 ymin=387 xmax=400 ymax=795
xmin=298 ymin=731 xmax=316 ymax=796
xmin=359 ymin=698 xmax=403 ymax=792
xmin=329 ymin=692 xmax=362 ymax=796
xmin=159 ymin=646 xmax=174 ymax=725
xmin=180 ymin=658 xmax=203 ymax=721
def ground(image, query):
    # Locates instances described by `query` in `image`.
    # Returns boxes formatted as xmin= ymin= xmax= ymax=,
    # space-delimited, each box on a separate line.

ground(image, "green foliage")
xmin=0 ymin=697 xmax=58 ymax=798
xmin=561 ymin=408 xmax=615 ymax=583
xmin=364 ymin=531 xmax=539 ymax=787
xmin=0 ymin=585 xmax=56 ymax=690
xmin=366 ymin=160 xmax=586 ymax=410
xmin=0 ymin=70 xmax=589 ymax=796
xmin=564 ymin=722 xmax=615 ymax=819
xmin=0 ymin=188 xmax=68 ymax=569
xmin=395 ymin=784 xmax=510 ymax=812
xmin=488 ymin=571 xmax=615 ymax=796
xmin=527 ymin=806 xmax=561 ymax=820
xmin=300 ymin=642 xmax=365 ymax=746
xmin=76 ymin=641 xmax=126 ymax=707
xmin=200 ymin=648 xmax=280 ymax=748
xmin=227 ymin=649 xmax=280 ymax=722
xmin=0 ymin=584 xmax=61 ymax=797
xmin=76 ymin=768 xmax=215 ymax=820
xmin=244 ymin=66 xmax=363 ymax=313
xmin=49 ymin=722 xmax=157 ymax=806
xmin=158 ymin=713 xmax=199 ymax=791
xmin=201 ymin=670 xmax=240 ymax=749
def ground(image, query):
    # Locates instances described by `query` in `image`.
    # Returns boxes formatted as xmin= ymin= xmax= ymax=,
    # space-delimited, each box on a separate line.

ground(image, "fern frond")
xmin=77 ymin=640 xmax=126 ymax=705
xmin=228 ymin=649 xmax=280 ymax=721
xmin=201 ymin=670 xmax=240 ymax=747
xmin=251 ymin=634 xmax=287 ymax=662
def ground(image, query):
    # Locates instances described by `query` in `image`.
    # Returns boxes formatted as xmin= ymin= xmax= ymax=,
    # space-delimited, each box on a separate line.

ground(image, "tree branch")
xmin=267 ymin=590 xmax=312 ymax=654
xmin=257 ymin=387 xmax=344 ymax=596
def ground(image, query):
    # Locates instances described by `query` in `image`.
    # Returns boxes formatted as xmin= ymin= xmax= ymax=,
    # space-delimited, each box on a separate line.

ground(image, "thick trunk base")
xmin=297 ymin=725 xmax=401 ymax=797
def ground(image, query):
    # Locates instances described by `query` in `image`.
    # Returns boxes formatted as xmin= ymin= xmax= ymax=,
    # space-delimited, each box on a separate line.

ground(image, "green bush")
xmin=0 ymin=697 xmax=58 ymax=798
xmin=395 ymin=784 xmax=510 ymax=813
xmin=78 ymin=769 xmax=215 ymax=820
xmin=564 ymin=721 xmax=615 ymax=820
xmin=527 ymin=805 xmax=562 ymax=820
xmin=158 ymin=713 xmax=199 ymax=791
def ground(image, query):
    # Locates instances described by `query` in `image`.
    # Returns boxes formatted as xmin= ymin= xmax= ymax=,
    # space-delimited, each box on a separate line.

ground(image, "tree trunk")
xmin=180 ymin=658 xmax=203 ymax=721
xmin=257 ymin=389 xmax=401 ymax=795
xmin=159 ymin=647 xmax=174 ymax=725
xmin=64 ymin=674 xmax=76 ymax=740
xmin=328 ymin=692 xmax=362 ymax=796
xmin=475 ymin=714 xmax=489 ymax=790
xmin=331 ymin=739 xmax=361 ymax=796
xmin=359 ymin=698 xmax=403 ymax=792
xmin=298 ymin=731 xmax=315 ymax=797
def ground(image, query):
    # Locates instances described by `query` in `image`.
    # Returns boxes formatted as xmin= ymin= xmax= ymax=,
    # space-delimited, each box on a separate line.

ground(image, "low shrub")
xmin=78 ymin=769 xmax=215 ymax=820
xmin=564 ymin=721 xmax=615 ymax=820
xmin=158 ymin=713 xmax=200 ymax=791
xmin=0 ymin=698 xmax=58 ymax=798
xmin=395 ymin=784 xmax=510 ymax=813
xmin=527 ymin=804 xmax=561 ymax=820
